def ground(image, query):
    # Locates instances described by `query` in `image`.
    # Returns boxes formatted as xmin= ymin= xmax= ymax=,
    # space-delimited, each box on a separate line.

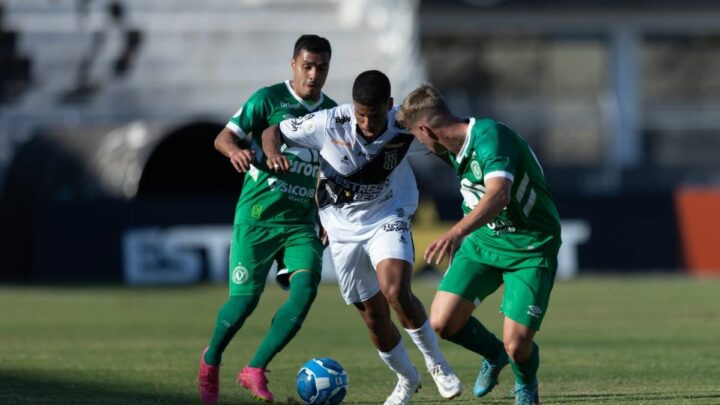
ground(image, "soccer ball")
xmin=296 ymin=357 xmax=348 ymax=405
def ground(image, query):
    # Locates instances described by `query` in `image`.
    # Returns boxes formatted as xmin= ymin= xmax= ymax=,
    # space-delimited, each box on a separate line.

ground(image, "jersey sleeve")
xmin=226 ymin=87 xmax=270 ymax=142
xmin=277 ymin=109 xmax=328 ymax=150
xmin=478 ymin=122 xmax=517 ymax=182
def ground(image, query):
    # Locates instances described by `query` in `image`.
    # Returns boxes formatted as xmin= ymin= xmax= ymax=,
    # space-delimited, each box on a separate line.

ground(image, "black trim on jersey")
xmin=317 ymin=132 xmax=415 ymax=208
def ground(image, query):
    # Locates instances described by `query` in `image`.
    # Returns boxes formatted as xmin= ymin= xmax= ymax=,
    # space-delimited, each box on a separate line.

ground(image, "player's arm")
xmin=261 ymin=124 xmax=290 ymax=173
xmin=425 ymin=176 xmax=512 ymax=265
xmin=216 ymin=89 xmax=271 ymax=172
xmin=214 ymin=127 xmax=255 ymax=173
xmin=262 ymin=110 xmax=328 ymax=173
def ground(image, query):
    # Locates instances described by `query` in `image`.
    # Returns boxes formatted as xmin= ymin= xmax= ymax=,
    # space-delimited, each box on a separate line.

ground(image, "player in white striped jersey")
xmin=262 ymin=71 xmax=462 ymax=405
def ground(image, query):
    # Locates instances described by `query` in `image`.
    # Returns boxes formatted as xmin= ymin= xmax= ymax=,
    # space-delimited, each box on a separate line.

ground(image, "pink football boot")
xmin=238 ymin=366 xmax=274 ymax=402
xmin=197 ymin=348 xmax=220 ymax=405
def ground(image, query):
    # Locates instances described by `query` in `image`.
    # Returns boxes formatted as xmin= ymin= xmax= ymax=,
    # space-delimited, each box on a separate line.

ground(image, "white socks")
xmin=378 ymin=339 xmax=418 ymax=381
xmin=405 ymin=319 xmax=446 ymax=370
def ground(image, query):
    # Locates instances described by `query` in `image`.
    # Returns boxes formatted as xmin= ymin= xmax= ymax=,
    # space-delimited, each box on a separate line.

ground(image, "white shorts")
xmin=328 ymin=217 xmax=415 ymax=304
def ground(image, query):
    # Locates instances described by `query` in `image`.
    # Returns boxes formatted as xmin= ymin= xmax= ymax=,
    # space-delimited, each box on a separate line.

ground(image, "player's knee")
xmin=504 ymin=338 xmax=533 ymax=363
xmin=363 ymin=308 xmax=392 ymax=333
xmin=429 ymin=317 xmax=453 ymax=340
xmin=381 ymin=284 xmax=411 ymax=308
xmin=222 ymin=295 xmax=260 ymax=327
xmin=289 ymin=271 xmax=320 ymax=310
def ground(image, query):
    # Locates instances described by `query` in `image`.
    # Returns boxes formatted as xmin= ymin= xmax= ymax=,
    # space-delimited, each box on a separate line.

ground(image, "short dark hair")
xmin=293 ymin=34 xmax=332 ymax=58
xmin=352 ymin=70 xmax=391 ymax=106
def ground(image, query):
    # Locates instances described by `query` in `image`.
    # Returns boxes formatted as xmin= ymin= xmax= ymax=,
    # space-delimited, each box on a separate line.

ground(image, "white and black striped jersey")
xmin=278 ymin=104 xmax=429 ymax=241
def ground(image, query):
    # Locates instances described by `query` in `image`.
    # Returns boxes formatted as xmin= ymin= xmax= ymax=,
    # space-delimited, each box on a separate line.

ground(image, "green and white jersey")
xmin=449 ymin=118 xmax=561 ymax=257
xmin=226 ymin=80 xmax=337 ymax=226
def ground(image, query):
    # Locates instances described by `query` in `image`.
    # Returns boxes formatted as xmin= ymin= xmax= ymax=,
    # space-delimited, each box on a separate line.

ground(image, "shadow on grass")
xmin=544 ymin=390 xmax=720 ymax=403
xmin=0 ymin=369 xmax=303 ymax=405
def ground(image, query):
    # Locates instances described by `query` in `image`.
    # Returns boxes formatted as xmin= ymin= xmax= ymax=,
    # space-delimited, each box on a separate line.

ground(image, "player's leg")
xmin=431 ymin=245 xmax=507 ymax=398
xmin=499 ymin=255 xmax=557 ymax=405
xmin=247 ymin=227 xmax=322 ymax=367
xmin=371 ymin=218 xmax=461 ymax=399
xmin=503 ymin=318 xmax=539 ymax=405
xmin=239 ymin=227 xmax=323 ymax=402
xmin=329 ymin=236 xmax=419 ymax=405
xmin=354 ymin=293 xmax=421 ymax=405
xmin=198 ymin=225 xmax=277 ymax=405
xmin=370 ymin=218 xmax=425 ymax=328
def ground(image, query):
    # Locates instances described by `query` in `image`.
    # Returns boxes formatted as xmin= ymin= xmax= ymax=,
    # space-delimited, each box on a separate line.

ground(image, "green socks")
xmin=249 ymin=271 xmax=320 ymax=368
xmin=204 ymin=294 xmax=261 ymax=365
xmin=446 ymin=316 xmax=504 ymax=361
xmin=511 ymin=342 xmax=539 ymax=384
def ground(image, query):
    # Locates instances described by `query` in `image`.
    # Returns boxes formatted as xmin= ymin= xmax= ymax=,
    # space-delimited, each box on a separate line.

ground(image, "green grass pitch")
xmin=1 ymin=276 xmax=719 ymax=404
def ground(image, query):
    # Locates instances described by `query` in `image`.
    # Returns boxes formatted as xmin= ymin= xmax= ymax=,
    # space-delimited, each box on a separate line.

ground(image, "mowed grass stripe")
xmin=1 ymin=277 xmax=719 ymax=404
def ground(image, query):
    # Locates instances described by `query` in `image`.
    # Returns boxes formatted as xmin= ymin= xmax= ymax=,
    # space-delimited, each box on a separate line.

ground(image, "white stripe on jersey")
xmin=226 ymin=122 xmax=251 ymax=142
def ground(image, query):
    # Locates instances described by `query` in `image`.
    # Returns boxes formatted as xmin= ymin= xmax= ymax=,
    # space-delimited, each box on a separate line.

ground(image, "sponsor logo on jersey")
xmin=333 ymin=177 xmax=389 ymax=201
xmin=487 ymin=217 xmax=516 ymax=234
xmin=383 ymin=152 xmax=398 ymax=170
xmin=382 ymin=220 xmax=410 ymax=233
xmin=334 ymin=115 xmax=351 ymax=125
xmin=251 ymin=204 xmax=263 ymax=219
xmin=460 ymin=178 xmax=486 ymax=209
xmin=288 ymin=160 xmax=320 ymax=177
xmin=527 ymin=305 xmax=543 ymax=318
xmin=341 ymin=155 xmax=351 ymax=165
xmin=470 ymin=161 xmax=482 ymax=179
xmin=289 ymin=114 xmax=315 ymax=132
xmin=268 ymin=178 xmax=315 ymax=201
xmin=280 ymin=101 xmax=301 ymax=109
xmin=232 ymin=264 xmax=250 ymax=285
xmin=399 ymin=235 xmax=407 ymax=245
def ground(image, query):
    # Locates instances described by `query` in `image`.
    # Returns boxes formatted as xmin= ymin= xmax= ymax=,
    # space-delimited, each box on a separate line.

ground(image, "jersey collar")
xmin=455 ymin=117 xmax=476 ymax=164
xmin=284 ymin=80 xmax=325 ymax=111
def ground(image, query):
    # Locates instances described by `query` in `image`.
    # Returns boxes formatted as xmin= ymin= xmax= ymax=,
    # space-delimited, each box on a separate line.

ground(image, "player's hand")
xmin=266 ymin=154 xmax=290 ymax=173
xmin=425 ymin=227 xmax=464 ymax=266
xmin=229 ymin=149 xmax=255 ymax=173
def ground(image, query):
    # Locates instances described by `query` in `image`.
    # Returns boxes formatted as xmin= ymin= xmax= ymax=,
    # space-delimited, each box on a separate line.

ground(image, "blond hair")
xmin=397 ymin=84 xmax=451 ymax=128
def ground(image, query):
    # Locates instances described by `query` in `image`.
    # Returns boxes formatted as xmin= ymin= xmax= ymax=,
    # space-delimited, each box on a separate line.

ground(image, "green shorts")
xmin=438 ymin=240 xmax=557 ymax=330
xmin=228 ymin=224 xmax=323 ymax=296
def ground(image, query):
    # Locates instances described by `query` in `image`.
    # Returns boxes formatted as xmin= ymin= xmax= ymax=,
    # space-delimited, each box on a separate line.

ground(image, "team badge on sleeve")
xmin=470 ymin=161 xmax=482 ymax=179
xmin=302 ymin=120 xmax=316 ymax=134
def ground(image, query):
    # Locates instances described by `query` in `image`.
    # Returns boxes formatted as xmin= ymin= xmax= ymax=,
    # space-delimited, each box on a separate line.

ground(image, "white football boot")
xmin=429 ymin=361 xmax=462 ymax=399
xmin=383 ymin=368 xmax=421 ymax=405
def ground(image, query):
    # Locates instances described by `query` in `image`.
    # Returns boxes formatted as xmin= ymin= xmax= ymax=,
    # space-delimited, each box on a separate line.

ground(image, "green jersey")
xmin=227 ymin=81 xmax=337 ymax=226
xmin=449 ymin=118 xmax=561 ymax=257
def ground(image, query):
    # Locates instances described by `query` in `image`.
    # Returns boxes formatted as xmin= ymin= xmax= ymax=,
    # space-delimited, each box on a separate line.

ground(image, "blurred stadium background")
xmin=2 ymin=2 xmax=720 ymax=405
xmin=1 ymin=0 xmax=720 ymax=284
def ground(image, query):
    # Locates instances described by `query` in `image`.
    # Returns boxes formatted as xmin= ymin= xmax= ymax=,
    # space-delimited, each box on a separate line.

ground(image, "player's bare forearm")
xmin=214 ymin=128 xmax=243 ymax=157
xmin=261 ymin=125 xmax=290 ymax=172
xmin=425 ymin=177 xmax=511 ymax=264
xmin=261 ymin=125 xmax=283 ymax=158
xmin=452 ymin=177 xmax=511 ymax=237
xmin=214 ymin=128 xmax=254 ymax=172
